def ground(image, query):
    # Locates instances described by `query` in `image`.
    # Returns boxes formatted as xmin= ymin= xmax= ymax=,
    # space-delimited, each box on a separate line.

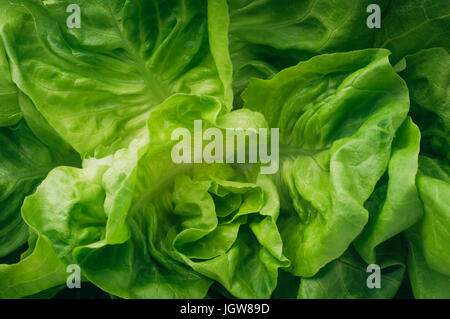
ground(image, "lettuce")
xmin=298 ymin=240 xmax=406 ymax=299
xmin=400 ymin=48 xmax=450 ymax=298
xmin=2 ymin=94 xmax=288 ymax=298
xmin=228 ymin=0 xmax=391 ymax=107
xmin=1 ymin=0 xmax=233 ymax=156
xmin=0 ymin=0 xmax=449 ymax=299
xmin=243 ymin=49 xmax=411 ymax=276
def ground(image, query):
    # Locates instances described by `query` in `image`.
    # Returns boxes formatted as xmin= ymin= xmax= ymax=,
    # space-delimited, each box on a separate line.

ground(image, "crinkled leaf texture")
xmin=17 ymin=94 xmax=288 ymax=299
xmin=354 ymin=117 xmax=423 ymax=264
xmin=243 ymin=49 xmax=410 ymax=277
xmin=406 ymin=159 xmax=450 ymax=298
xmin=228 ymin=0 xmax=390 ymax=106
xmin=0 ymin=0 xmax=449 ymax=300
xmin=399 ymin=47 xmax=450 ymax=298
xmin=1 ymin=0 xmax=233 ymax=156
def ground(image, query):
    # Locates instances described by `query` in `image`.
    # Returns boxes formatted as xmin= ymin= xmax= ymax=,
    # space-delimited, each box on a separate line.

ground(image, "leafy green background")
xmin=0 ymin=0 xmax=448 ymax=299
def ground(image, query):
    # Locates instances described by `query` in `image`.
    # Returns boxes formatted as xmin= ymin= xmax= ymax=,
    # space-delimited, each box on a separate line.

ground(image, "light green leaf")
xmin=243 ymin=49 xmax=410 ymax=277
xmin=0 ymin=121 xmax=79 ymax=259
xmin=0 ymin=236 xmax=67 ymax=299
xmin=416 ymin=173 xmax=450 ymax=277
xmin=16 ymin=93 xmax=288 ymax=298
xmin=406 ymin=221 xmax=450 ymax=298
xmin=0 ymin=40 xmax=21 ymax=126
xmin=354 ymin=117 xmax=423 ymax=263
xmin=2 ymin=0 xmax=233 ymax=156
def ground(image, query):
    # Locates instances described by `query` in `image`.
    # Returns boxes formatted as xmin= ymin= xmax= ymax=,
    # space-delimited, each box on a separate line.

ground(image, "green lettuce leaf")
xmin=1 ymin=0 xmax=233 ymax=156
xmin=354 ymin=117 xmax=423 ymax=264
xmin=20 ymin=135 xmax=211 ymax=298
xmin=166 ymin=173 xmax=289 ymax=298
xmin=0 ymin=0 xmax=448 ymax=300
xmin=398 ymin=45 xmax=450 ymax=298
xmin=375 ymin=0 xmax=450 ymax=63
xmin=228 ymin=0 xmax=390 ymax=106
xmin=0 ymin=121 xmax=79 ymax=260
xmin=406 ymin=159 xmax=450 ymax=299
xmin=0 ymin=40 xmax=21 ymax=127
xmin=243 ymin=49 xmax=410 ymax=277
xmin=298 ymin=239 xmax=406 ymax=299
xmin=0 ymin=236 xmax=67 ymax=299
xmin=406 ymin=218 xmax=450 ymax=299
xmin=400 ymin=48 xmax=449 ymax=163
xmin=414 ymin=171 xmax=450 ymax=277
xmin=17 ymin=94 xmax=287 ymax=298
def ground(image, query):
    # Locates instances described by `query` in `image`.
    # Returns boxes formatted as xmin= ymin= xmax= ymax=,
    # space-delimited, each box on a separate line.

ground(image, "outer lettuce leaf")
xmin=243 ymin=49 xmax=410 ymax=277
xmin=0 ymin=236 xmax=67 ymax=299
xmin=406 ymin=218 xmax=450 ymax=299
xmin=398 ymin=46 xmax=450 ymax=297
xmin=0 ymin=0 xmax=137 ymax=154
xmin=415 ymin=172 xmax=450 ymax=277
xmin=228 ymin=0 xmax=390 ymax=106
xmin=354 ymin=117 xmax=423 ymax=263
xmin=298 ymin=239 xmax=406 ymax=299
xmin=0 ymin=119 xmax=79 ymax=298
xmin=375 ymin=0 xmax=450 ymax=63
xmin=16 ymin=90 xmax=79 ymax=154
xmin=229 ymin=0 xmax=390 ymax=54
xmin=406 ymin=161 xmax=450 ymax=299
xmin=1 ymin=0 xmax=232 ymax=156
xmin=401 ymin=48 xmax=450 ymax=277
xmin=0 ymin=40 xmax=20 ymax=126
xmin=0 ymin=121 xmax=79 ymax=260
xmin=400 ymin=48 xmax=449 ymax=163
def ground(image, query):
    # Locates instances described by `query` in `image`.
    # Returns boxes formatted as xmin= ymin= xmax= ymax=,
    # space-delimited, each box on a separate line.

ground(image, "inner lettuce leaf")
xmin=242 ymin=49 xmax=410 ymax=277
xmin=0 ymin=0 xmax=233 ymax=157
xmin=16 ymin=94 xmax=288 ymax=298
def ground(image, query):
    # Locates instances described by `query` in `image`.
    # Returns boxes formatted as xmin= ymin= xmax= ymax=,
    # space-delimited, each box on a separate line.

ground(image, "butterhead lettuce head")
xmin=0 ymin=0 xmax=449 ymax=299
